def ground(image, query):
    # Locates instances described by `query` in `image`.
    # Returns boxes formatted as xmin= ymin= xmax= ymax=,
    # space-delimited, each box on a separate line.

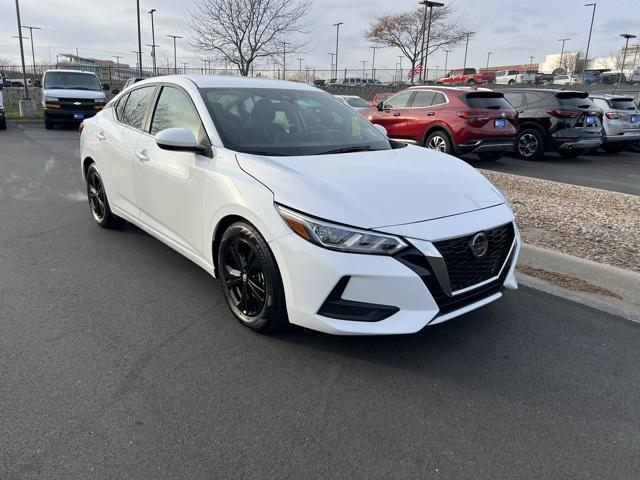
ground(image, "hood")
xmin=236 ymin=145 xmax=504 ymax=229
xmin=42 ymin=88 xmax=105 ymax=100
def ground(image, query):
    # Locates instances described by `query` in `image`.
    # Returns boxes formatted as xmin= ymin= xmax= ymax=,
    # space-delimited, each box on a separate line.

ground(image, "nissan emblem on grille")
xmin=469 ymin=232 xmax=489 ymax=259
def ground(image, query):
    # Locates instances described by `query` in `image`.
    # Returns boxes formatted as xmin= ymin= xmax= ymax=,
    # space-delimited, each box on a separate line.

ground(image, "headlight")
xmin=276 ymin=204 xmax=408 ymax=255
xmin=44 ymin=96 xmax=59 ymax=102
xmin=94 ymin=97 xmax=106 ymax=104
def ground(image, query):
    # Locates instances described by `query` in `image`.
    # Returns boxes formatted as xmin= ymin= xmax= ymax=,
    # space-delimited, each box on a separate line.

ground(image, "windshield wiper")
xmin=318 ymin=146 xmax=373 ymax=155
xmin=244 ymin=150 xmax=287 ymax=157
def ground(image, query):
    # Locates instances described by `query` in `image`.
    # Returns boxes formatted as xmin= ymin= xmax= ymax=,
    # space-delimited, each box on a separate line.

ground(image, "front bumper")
xmin=457 ymin=138 xmax=516 ymax=154
xmin=44 ymin=109 xmax=98 ymax=123
xmin=269 ymin=204 xmax=519 ymax=335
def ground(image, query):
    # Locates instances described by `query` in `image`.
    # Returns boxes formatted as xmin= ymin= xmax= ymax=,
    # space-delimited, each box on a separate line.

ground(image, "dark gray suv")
xmin=502 ymin=89 xmax=603 ymax=160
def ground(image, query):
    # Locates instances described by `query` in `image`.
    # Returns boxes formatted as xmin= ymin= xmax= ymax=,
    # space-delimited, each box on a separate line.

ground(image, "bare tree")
xmin=366 ymin=6 xmax=466 ymax=83
xmin=187 ymin=0 xmax=311 ymax=76
xmin=0 ymin=57 xmax=14 ymax=66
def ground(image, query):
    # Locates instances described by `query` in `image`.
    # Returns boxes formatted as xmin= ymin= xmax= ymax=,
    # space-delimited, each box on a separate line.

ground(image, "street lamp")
xmin=282 ymin=42 xmax=288 ymax=79
xmin=333 ymin=22 xmax=343 ymax=81
xmin=361 ymin=60 xmax=367 ymax=79
xmin=131 ymin=50 xmax=141 ymax=70
xmin=21 ymin=25 xmax=41 ymax=82
xmin=557 ymin=38 xmax=570 ymax=72
xmin=328 ymin=52 xmax=335 ymax=79
xmin=582 ymin=3 xmax=597 ymax=84
xmin=443 ymin=49 xmax=450 ymax=75
xmin=418 ymin=0 xmax=444 ymax=83
xmin=13 ymin=0 xmax=29 ymax=100
xmin=148 ymin=9 xmax=157 ymax=75
xmin=398 ymin=55 xmax=404 ymax=83
xmin=486 ymin=51 xmax=493 ymax=70
xmin=529 ymin=56 xmax=535 ymax=69
xmin=167 ymin=34 xmax=182 ymax=73
xmin=297 ymin=57 xmax=304 ymax=73
xmin=136 ymin=0 xmax=142 ymax=75
xmin=370 ymin=46 xmax=380 ymax=80
xmin=462 ymin=31 xmax=475 ymax=71
xmin=619 ymin=34 xmax=637 ymax=84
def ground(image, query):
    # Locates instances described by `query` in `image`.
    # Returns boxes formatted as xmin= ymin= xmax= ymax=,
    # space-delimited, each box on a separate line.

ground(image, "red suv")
xmin=367 ymin=87 xmax=519 ymax=160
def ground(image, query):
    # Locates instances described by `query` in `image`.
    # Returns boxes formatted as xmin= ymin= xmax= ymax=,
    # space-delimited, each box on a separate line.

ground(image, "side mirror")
xmin=377 ymin=101 xmax=384 ymax=111
xmin=155 ymin=127 xmax=210 ymax=155
xmin=102 ymin=83 xmax=110 ymax=90
xmin=373 ymin=124 xmax=387 ymax=137
xmin=35 ymin=79 xmax=42 ymax=88
xmin=112 ymin=88 xmax=120 ymax=95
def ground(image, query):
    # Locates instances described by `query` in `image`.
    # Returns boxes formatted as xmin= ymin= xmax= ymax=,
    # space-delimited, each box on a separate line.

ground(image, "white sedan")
xmin=79 ymin=75 xmax=520 ymax=335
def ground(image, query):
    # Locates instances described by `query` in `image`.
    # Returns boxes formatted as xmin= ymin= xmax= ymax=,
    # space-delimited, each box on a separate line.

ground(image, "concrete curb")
xmin=518 ymin=243 xmax=640 ymax=323
xmin=6 ymin=119 xmax=43 ymax=124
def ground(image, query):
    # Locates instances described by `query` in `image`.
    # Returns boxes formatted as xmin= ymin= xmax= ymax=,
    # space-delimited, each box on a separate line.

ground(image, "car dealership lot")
xmin=1 ymin=123 xmax=640 ymax=478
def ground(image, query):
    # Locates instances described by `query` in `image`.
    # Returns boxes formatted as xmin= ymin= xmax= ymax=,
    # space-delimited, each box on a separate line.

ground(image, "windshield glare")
xmin=201 ymin=87 xmax=390 ymax=156
xmin=44 ymin=72 xmax=102 ymax=91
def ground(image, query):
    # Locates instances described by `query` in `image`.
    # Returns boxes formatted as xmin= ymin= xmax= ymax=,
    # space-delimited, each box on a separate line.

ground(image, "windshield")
xmin=44 ymin=72 xmax=102 ymax=91
xmin=557 ymin=93 xmax=595 ymax=109
xmin=201 ymin=87 xmax=391 ymax=156
xmin=344 ymin=97 xmax=370 ymax=108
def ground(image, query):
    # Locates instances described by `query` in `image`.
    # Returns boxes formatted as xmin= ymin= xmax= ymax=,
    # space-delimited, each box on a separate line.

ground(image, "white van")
xmin=41 ymin=69 xmax=108 ymax=129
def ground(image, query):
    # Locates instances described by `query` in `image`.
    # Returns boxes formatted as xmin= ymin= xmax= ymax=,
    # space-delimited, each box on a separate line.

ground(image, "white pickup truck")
xmin=494 ymin=70 xmax=536 ymax=85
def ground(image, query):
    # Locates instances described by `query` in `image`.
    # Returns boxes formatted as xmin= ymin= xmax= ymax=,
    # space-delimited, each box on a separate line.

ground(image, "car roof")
xmin=43 ymin=69 xmax=98 ymax=75
xmin=176 ymin=75 xmax=318 ymax=91
xmin=335 ymin=95 xmax=362 ymax=99
xmin=590 ymin=93 xmax=633 ymax=100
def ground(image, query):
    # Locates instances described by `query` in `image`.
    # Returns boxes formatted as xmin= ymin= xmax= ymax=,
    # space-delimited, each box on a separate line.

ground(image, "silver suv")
xmin=590 ymin=94 xmax=640 ymax=153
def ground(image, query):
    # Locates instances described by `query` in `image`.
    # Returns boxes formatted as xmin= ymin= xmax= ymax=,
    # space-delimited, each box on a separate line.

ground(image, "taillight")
xmin=547 ymin=109 xmax=579 ymax=118
xmin=457 ymin=110 xmax=490 ymax=127
xmin=605 ymin=112 xmax=629 ymax=120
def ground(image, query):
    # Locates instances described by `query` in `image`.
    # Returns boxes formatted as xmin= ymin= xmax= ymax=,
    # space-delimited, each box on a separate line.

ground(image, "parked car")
xmin=367 ymin=86 xmax=518 ymax=161
xmin=336 ymin=77 xmax=383 ymax=86
xmin=583 ymin=71 xmax=603 ymax=85
xmin=436 ymin=68 xmax=496 ymax=86
xmin=502 ymin=89 xmax=603 ymax=159
xmin=370 ymin=92 xmax=393 ymax=108
xmin=79 ymin=75 xmax=520 ymax=335
xmin=495 ymin=70 xmax=536 ymax=85
xmin=0 ymin=82 xmax=6 ymax=130
xmin=41 ymin=69 xmax=109 ymax=129
xmin=590 ymin=94 xmax=640 ymax=152
xmin=535 ymin=73 xmax=555 ymax=84
xmin=552 ymin=74 xmax=581 ymax=85
xmin=334 ymin=95 xmax=371 ymax=112
xmin=123 ymin=76 xmax=146 ymax=90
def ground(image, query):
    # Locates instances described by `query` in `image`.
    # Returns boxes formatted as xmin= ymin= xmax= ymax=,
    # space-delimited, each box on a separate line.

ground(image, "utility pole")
xmin=443 ymin=49 xmax=450 ymax=74
xmin=486 ymin=51 xmax=492 ymax=70
xmin=557 ymin=38 xmax=570 ymax=72
xmin=361 ymin=60 xmax=367 ymax=79
xmin=418 ymin=1 xmax=444 ymax=83
xmin=328 ymin=52 xmax=335 ymax=79
xmin=370 ymin=46 xmax=379 ymax=80
xmin=131 ymin=50 xmax=140 ymax=71
xmin=136 ymin=0 xmax=143 ymax=75
xmin=333 ymin=22 xmax=343 ymax=81
xmin=149 ymin=9 xmax=157 ymax=75
xmin=529 ymin=56 xmax=535 ymax=69
xmin=21 ymin=25 xmax=41 ymax=82
xmin=113 ymin=55 xmax=122 ymax=68
xmin=619 ymin=34 xmax=637 ymax=84
xmin=282 ymin=42 xmax=288 ymax=79
xmin=167 ymin=34 xmax=182 ymax=74
xmin=462 ymin=31 xmax=474 ymax=71
xmin=398 ymin=55 xmax=403 ymax=83
xmin=297 ymin=57 xmax=303 ymax=73
xmin=582 ymin=3 xmax=597 ymax=84
xmin=13 ymin=0 xmax=30 ymax=101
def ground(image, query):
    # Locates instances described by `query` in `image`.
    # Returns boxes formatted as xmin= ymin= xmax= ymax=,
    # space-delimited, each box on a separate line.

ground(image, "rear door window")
xmin=115 ymin=93 xmax=130 ymax=121
xmin=463 ymin=93 xmax=512 ymax=109
xmin=432 ymin=93 xmax=447 ymax=106
xmin=411 ymin=91 xmax=436 ymax=107
xmin=121 ymin=86 xmax=155 ymax=130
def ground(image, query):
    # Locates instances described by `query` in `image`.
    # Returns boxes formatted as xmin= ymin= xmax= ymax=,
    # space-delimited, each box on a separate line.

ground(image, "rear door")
xmin=370 ymin=90 xmax=415 ymax=139
xmin=404 ymin=90 xmax=436 ymax=141
xmin=133 ymin=85 xmax=211 ymax=255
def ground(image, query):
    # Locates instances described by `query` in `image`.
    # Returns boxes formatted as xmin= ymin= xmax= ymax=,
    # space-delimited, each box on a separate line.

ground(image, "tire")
xmin=477 ymin=152 xmax=504 ymax=161
xmin=218 ymin=222 xmax=288 ymax=333
xmin=85 ymin=163 xmax=123 ymax=229
xmin=558 ymin=149 xmax=585 ymax=158
xmin=45 ymin=119 xmax=54 ymax=130
xmin=467 ymin=79 xmax=476 ymax=85
xmin=508 ymin=79 xmax=516 ymax=85
xmin=0 ymin=118 xmax=6 ymax=130
xmin=425 ymin=130 xmax=453 ymax=154
xmin=602 ymin=143 xmax=624 ymax=153
xmin=516 ymin=128 xmax=545 ymax=160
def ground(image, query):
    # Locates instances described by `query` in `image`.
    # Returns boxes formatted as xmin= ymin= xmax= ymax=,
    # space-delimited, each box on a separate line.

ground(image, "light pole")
xmin=486 ymin=51 xmax=493 ymax=70
xmin=529 ymin=56 xmax=534 ymax=69
xmin=167 ymin=34 xmax=182 ymax=73
xmin=370 ymin=46 xmax=379 ymax=80
xmin=582 ymin=2 xmax=597 ymax=84
xmin=398 ymin=55 xmax=404 ymax=83
xmin=182 ymin=62 xmax=188 ymax=72
xmin=21 ymin=25 xmax=41 ymax=81
xmin=13 ymin=0 xmax=29 ymax=99
xmin=443 ymin=49 xmax=450 ymax=74
xmin=297 ymin=57 xmax=304 ymax=74
xmin=333 ymin=22 xmax=343 ymax=81
xmin=328 ymin=52 xmax=335 ymax=79
xmin=558 ymin=38 xmax=570 ymax=72
xmin=148 ymin=9 xmax=157 ymax=75
xmin=418 ymin=1 xmax=444 ymax=83
xmin=136 ymin=0 xmax=142 ymax=75
xmin=361 ymin=60 xmax=367 ymax=78
xmin=462 ymin=31 xmax=474 ymax=71
xmin=131 ymin=50 xmax=141 ymax=71
xmin=619 ymin=34 xmax=637 ymax=84
xmin=282 ymin=42 xmax=288 ymax=79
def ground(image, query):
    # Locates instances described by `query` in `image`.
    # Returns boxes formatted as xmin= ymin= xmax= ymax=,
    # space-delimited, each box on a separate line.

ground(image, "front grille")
xmin=58 ymin=99 xmax=97 ymax=111
xmin=433 ymin=223 xmax=515 ymax=292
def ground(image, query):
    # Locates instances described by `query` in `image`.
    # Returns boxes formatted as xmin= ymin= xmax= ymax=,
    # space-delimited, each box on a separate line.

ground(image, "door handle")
xmin=393 ymin=112 xmax=401 ymax=116
xmin=427 ymin=111 xmax=436 ymax=116
xmin=136 ymin=151 xmax=150 ymax=162
xmin=96 ymin=132 xmax=106 ymax=141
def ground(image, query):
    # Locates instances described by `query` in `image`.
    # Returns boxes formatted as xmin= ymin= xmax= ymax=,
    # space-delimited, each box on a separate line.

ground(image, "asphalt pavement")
xmin=465 ymin=149 xmax=640 ymax=196
xmin=1 ymin=124 xmax=639 ymax=479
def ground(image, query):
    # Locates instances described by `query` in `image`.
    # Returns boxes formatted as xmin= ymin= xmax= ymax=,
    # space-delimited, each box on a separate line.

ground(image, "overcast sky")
xmin=1 ymin=0 xmax=638 ymax=74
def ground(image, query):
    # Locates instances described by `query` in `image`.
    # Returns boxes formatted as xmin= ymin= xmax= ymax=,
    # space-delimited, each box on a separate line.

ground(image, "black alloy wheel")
xmin=85 ymin=163 xmax=123 ymax=228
